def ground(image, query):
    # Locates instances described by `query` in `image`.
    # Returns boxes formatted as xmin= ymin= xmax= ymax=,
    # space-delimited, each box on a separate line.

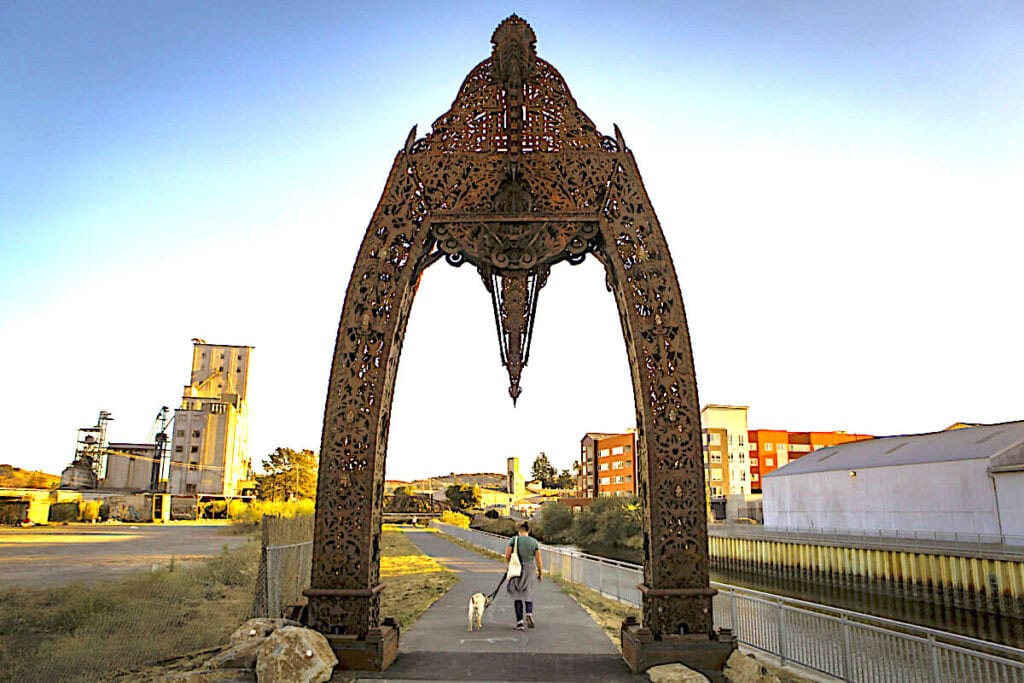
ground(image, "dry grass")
xmin=551 ymin=574 xmax=639 ymax=650
xmin=0 ymin=528 xmax=456 ymax=683
xmin=379 ymin=528 xmax=457 ymax=628
xmin=0 ymin=541 xmax=259 ymax=683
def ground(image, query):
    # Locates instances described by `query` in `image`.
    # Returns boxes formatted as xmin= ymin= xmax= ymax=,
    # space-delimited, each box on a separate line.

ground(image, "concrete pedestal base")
xmin=621 ymin=619 xmax=737 ymax=683
xmin=326 ymin=622 xmax=400 ymax=672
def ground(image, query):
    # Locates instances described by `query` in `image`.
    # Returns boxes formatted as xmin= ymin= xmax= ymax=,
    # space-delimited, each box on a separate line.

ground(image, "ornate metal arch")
xmin=308 ymin=16 xmax=733 ymax=674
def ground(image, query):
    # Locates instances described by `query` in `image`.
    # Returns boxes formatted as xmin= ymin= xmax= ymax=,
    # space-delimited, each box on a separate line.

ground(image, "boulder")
xmin=165 ymin=670 xmax=255 ymax=682
xmin=202 ymin=618 xmax=301 ymax=670
xmin=255 ymin=626 xmax=337 ymax=683
xmin=723 ymin=651 xmax=782 ymax=683
xmin=647 ymin=662 xmax=711 ymax=683
xmin=228 ymin=618 xmax=301 ymax=645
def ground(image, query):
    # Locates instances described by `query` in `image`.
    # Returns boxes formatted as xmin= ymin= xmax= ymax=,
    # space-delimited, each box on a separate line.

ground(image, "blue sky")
xmin=2 ymin=1 xmax=1022 ymax=481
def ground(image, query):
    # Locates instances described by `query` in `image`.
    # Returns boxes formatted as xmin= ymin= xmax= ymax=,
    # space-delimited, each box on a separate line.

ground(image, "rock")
xmin=164 ymin=670 xmax=255 ymax=682
xmin=228 ymin=618 xmax=301 ymax=646
xmin=723 ymin=651 xmax=782 ymax=683
xmin=201 ymin=618 xmax=301 ymax=670
xmin=647 ymin=662 xmax=711 ymax=683
xmin=203 ymin=640 xmax=264 ymax=670
xmin=255 ymin=626 xmax=337 ymax=683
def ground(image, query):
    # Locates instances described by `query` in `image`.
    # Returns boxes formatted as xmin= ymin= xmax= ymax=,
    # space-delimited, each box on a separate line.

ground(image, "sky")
xmin=2 ymin=1 xmax=1023 ymax=482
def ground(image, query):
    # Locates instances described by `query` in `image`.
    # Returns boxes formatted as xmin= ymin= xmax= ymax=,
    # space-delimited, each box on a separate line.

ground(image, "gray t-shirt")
xmin=508 ymin=534 xmax=539 ymax=565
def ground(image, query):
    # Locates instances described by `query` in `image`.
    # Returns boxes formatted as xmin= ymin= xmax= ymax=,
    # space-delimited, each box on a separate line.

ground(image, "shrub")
xmin=535 ymin=502 xmax=574 ymax=543
xmin=227 ymin=499 xmax=315 ymax=525
xmin=78 ymin=500 xmax=102 ymax=522
xmin=439 ymin=510 xmax=470 ymax=528
xmin=473 ymin=516 xmax=518 ymax=536
xmin=484 ymin=509 xmax=500 ymax=519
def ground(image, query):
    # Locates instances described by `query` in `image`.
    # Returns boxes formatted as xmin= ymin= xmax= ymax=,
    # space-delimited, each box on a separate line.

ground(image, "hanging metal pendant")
xmin=485 ymin=267 xmax=548 ymax=404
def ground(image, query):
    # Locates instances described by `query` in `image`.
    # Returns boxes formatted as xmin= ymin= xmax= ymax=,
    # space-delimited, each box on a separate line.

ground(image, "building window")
xmin=192 ymin=430 xmax=201 ymax=438
xmin=612 ymin=446 xmax=624 ymax=455
xmin=186 ymin=484 xmax=197 ymax=493
xmin=599 ymin=449 xmax=609 ymax=457
xmin=599 ymin=463 xmax=609 ymax=471
xmin=765 ymin=443 xmax=773 ymax=451
xmin=765 ymin=458 xmax=774 ymax=467
xmin=710 ymin=468 xmax=722 ymax=481
xmin=751 ymin=457 xmax=758 ymax=465
xmin=752 ymin=473 xmax=759 ymax=481
xmin=710 ymin=433 xmax=721 ymax=445
xmin=191 ymin=445 xmax=199 ymax=454
xmin=710 ymin=454 xmax=721 ymax=463
xmin=778 ymin=443 xmax=786 ymax=451
xmin=599 ymin=477 xmax=611 ymax=485
xmin=626 ymin=475 xmax=632 ymax=482
xmin=612 ymin=461 xmax=624 ymax=470
xmin=176 ymin=430 xmax=185 ymax=437
xmin=624 ymin=445 xmax=632 ymax=453
xmin=174 ymin=445 xmax=183 ymax=453
xmin=188 ymin=464 xmax=197 ymax=471
xmin=614 ymin=476 xmax=623 ymax=484
xmin=739 ymin=435 xmax=745 ymax=446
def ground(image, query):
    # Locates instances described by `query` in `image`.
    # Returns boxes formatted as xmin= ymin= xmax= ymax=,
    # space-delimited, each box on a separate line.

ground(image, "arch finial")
xmin=491 ymin=15 xmax=537 ymax=89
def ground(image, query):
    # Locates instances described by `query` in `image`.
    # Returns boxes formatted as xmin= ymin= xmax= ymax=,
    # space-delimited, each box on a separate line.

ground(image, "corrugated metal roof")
xmin=764 ymin=421 xmax=1024 ymax=477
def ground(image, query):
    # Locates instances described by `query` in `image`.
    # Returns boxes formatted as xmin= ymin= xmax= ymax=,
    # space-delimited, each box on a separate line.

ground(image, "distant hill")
xmin=0 ymin=464 xmax=59 ymax=490
xmin=400 ymin=472 xmax=507 ymax=491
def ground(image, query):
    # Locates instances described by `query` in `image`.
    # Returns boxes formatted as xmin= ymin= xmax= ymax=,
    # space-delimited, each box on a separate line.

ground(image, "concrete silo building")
xmin=168 ymin=340 xmax=254 ymax=497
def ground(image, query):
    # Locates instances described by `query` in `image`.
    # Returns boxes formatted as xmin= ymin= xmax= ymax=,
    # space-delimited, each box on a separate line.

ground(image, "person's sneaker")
xmin=525 ymin=614 xmax=535 ymax=628
xmin=515 ymin=622 xmax=526 ymax=631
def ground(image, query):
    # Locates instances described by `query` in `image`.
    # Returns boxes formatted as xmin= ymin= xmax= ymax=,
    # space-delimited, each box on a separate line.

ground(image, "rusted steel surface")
xmin=309 ymin=15 xmax=712 ymax=640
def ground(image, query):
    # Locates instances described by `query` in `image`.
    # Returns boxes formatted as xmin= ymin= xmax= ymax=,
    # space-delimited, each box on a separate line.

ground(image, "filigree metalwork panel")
xmin=307 ymin=153 xmax=433 ymax=638
xmin=310 ymin=13 xmax=715 ymax=646
xmin=598 ymin=153 xmax=715 ymax=636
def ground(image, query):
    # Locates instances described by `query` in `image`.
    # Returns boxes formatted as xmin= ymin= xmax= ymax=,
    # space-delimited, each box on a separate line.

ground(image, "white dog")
xmin=467 ymin=592 xmax=492 ymax=631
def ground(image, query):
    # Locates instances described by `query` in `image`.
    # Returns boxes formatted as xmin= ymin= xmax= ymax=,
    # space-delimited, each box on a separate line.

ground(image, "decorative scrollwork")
xmin=309 ymin=15 xmax=714 ymax=649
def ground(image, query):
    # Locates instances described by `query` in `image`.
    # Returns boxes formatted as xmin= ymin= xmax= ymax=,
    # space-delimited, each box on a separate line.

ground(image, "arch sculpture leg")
xmin=305 ymin=150 xmax=430 ymax=670
xmin=599 ymin=151 xmax=737 ymax=675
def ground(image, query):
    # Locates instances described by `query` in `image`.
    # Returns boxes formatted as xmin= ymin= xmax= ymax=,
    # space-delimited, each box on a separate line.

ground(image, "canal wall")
xmin=708 ymin=529 xmax=1024 ymax=620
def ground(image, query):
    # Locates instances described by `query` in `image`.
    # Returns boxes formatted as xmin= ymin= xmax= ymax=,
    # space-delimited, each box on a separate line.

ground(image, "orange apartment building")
xmin=579 ymin=432 xmax=637 ymax=498
xmin=748 ymin=429 xmax=874 ymax=492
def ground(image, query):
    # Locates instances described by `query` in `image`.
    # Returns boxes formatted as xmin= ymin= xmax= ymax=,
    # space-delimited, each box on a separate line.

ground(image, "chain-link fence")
xmin=251 ymin=514 xmax=314 ymax=618
xmin=0 ymin=532 xmax=257 ymax=683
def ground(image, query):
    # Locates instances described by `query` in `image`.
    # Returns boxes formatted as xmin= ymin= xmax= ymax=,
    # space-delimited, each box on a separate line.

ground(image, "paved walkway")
xmin=351 ymin=530 xmax=646 ymax=682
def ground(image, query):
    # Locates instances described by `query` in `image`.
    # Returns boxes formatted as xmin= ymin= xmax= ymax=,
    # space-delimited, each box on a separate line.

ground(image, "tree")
xmin=256 ymin=448 xmax=319 ymax=501
xmin=554 ymin=469 xmax=574 ymax=490
xmin=531 ymin=452 xmax=556 ymax=488
xmin=536 ymin=501 xmax=574 ymax=543
xmin=445 ymin=484 xmax=481 ymax=510
xmin=573 ymin=496 xmax=642 ymax=547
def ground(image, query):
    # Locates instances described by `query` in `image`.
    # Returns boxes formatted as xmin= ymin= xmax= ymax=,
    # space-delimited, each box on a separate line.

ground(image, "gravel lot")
xmin=0 ymin=521 xmax=252 ymax=588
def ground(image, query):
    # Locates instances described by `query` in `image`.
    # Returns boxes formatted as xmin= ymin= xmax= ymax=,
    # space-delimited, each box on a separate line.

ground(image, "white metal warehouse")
xmin=762 ymin=421 xmax=1024 ymax=538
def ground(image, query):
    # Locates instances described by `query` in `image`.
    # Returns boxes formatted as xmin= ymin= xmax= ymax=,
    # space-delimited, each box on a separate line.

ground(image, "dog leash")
xmin=485 ymin=572 xmax=507 ymax=601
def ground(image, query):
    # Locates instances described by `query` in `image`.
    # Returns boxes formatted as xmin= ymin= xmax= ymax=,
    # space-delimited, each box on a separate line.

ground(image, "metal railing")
xmin=437 ymin=523 xmax=1024 ymax=682
xmin=710 ymin=524 xmax=1024 ymax=557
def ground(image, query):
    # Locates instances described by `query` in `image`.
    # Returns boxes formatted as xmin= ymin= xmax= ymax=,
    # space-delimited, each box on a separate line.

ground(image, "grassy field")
xmin=0 ymin=540 xmax=259 ymax=682
xmin=0 ymin=528 xmax=455 ymax=683
xmin=379 ymin=528 xmax=458 ymax=628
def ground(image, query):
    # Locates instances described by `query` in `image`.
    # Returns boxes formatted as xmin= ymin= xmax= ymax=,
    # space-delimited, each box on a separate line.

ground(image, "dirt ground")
xmin=0 ymin=521 xmax=250 ymax=588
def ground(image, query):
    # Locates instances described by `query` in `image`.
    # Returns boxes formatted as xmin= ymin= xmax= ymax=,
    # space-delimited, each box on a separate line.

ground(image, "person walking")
xmin=505 ymin=521 xmax=543 ymax=631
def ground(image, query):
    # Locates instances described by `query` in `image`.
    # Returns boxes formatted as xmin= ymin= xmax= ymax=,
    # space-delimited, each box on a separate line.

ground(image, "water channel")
xmin=574 ymin=543 xmax=1024 ymax=649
